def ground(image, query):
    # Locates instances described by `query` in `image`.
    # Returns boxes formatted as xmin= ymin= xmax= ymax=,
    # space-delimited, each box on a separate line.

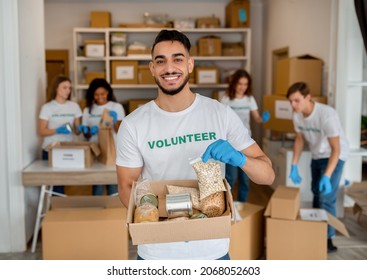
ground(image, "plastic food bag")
xmin=134 ymin=179 xmax=157 ymax=206
xmin=190 ymin=157 xmax=226 ymax=200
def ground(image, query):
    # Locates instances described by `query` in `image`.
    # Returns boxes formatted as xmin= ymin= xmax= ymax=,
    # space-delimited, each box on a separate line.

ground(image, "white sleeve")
xmin=250 ymin=96 xmax=258 ymax=111
xmin=116 ymin=119 xmax=143 ymax=167
xmin=225 ymin=105 xmax=255 ymax=151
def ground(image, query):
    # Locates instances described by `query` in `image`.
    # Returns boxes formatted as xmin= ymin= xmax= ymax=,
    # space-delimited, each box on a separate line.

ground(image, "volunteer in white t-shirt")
xmin=78 ymin=78 xmax=125 ymax=195
xmin=116 ymin=29 xmax=275 ymax=260
xmin=287 ymin=82 xmax=349 ymax=253
xmin=38 ymin=75 xmax=82 ymax=194
xmin=220 ymin=69 xmax=270 ymax=202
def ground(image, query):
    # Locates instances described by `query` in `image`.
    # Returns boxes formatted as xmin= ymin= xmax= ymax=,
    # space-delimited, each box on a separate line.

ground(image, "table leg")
xmin=31 ymin=185 xmax=47 ymax=253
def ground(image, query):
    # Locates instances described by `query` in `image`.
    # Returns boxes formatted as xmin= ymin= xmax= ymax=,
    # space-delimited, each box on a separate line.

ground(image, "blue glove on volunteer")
xmin=262 ymin=111 xmax=270 ymax=123
xmin=319 ymin=174 xmax=332 ymax=195
xmin=289 ymin=164 xmax=302 ymax=184
xmin=109 ymin=111 xmax=118 ymax=124
xmin=56 ymin=125 xmax=71 ymax=135
xmin=202 ymin=139 xmax=246 ymax=168
xmin=90 ymin=125 xmax=99 ymax=136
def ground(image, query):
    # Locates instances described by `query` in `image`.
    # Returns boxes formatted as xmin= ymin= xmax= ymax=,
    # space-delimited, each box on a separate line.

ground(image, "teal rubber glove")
xmin=77 ymin=125 xmax=88 ymax=134
xmin=109 ymin=110 xmax=118 ymax=124
xmin=289 ymin=164 xmax=302 ymax=184
xmin=90 ymin=125 xmax=99 ymax=136
xmin=202 ymin=139 xmax=246 ymax=168
xmin=56 ymin=125 xmax=71 ymax=135
xmin=262 ymin=111 xmax=270 ymax=123
xmin=319 ymin=175 xmax=332 ymax=195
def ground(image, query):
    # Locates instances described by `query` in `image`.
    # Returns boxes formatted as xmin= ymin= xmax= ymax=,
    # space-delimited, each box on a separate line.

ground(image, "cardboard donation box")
xmin=198 ymin=36 xmax=222 ymax=56
xmin=226 ymin=0 xmax=251 ymax=28
xmin=229 ymin=202 xmax=265 ymax=260
xmin=127 ymin=180 xmax=234 ymax=245
xmin=85 ymin=71 xmax=105 ymax=84
xmin=262 ymin=95 xmax=327 ymax=133
xmin=345 ymin=182 xmax=367 ymax=219
xmin=275 ymin=55 xmax=323 ymax=96
xmin=48 ymin=142 xmax=100 ymax=168
xmin=265 ymin=186 xmax=349 ymax=260
xmin=138 ymin=65 xmax=155 ymax=84
xmin=84 ymin=40 xmax=105 ymax=57
xmin=42 ymin=196 xmax=129 ymax=260
xmin=111 ymin=61 xmax=138 ymax=84
xmin=195 ymin=66 xmax=219 ymax=84
xmin=90 ymin=11 xmax=111 ymax=28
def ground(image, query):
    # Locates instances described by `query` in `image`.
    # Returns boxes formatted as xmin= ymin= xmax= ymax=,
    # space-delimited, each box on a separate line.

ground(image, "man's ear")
xmin=188 ymin=57 xmax=194 ymax=74
xmin=149 ymin=61 xmax=154 ymax=76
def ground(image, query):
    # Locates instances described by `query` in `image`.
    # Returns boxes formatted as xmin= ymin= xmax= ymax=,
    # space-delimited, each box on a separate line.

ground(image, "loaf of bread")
xmin=134 ymin=203 xmax=159 ymax=223
xmin=200 ymin=191 xmax=225 ymax=218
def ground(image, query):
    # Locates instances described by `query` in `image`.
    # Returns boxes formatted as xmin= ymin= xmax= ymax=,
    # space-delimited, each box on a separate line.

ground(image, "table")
xmin=22 ymin=160 xmax=118 ymax=253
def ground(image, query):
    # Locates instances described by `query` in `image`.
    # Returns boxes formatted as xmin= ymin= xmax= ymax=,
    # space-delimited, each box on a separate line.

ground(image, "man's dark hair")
xmin=286 ymin=82 xmax=310 ymax=98
xmin=151 ymin=29 xmax=191 ymax=54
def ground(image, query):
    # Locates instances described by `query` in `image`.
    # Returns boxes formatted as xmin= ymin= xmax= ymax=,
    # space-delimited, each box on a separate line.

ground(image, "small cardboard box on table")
xmin=229 ymin=202 xmax=265 ymax=260
xmin=265 ymin=186 xmax=349 ymax=260
xmin=127 ymin=179 xmax=234 ymax=245
xmin=42 ymin=196 xmax=129 ymax=260
xmin=48 ymin=141 xmax=100 ymax=168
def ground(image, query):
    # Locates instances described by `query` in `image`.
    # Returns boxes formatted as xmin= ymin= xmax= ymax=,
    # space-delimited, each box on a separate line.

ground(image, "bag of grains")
xmin=190 ymin=157 xmax=226 ymax=200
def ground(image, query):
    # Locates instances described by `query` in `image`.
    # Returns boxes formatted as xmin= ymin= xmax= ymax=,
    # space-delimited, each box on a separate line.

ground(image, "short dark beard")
xmin=154 ymin=73 xmax=190 ymax=96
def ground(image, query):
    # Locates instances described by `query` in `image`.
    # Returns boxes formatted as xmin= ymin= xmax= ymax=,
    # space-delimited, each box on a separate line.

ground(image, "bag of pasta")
xmin=190 ymin=157 xmax=226 ymax=200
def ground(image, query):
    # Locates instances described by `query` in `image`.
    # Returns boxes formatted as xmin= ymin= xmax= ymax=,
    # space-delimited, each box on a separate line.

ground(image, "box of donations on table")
xmin=48 ymin=141 xmax=100 ymax=168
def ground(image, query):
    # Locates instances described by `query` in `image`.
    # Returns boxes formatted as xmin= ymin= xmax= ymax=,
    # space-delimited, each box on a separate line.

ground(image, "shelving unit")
xmin=73 ymin=27 xmax=251 ymax=103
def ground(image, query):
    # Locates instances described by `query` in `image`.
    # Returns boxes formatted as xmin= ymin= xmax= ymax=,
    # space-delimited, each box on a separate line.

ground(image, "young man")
xmin=116 ymin=29 xmax=275 ymax=260
xmin=287 ymin=82 xmax=349 ymax=253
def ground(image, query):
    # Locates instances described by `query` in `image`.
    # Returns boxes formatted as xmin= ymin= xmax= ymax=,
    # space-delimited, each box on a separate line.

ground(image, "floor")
xmin=1 ymin=164 xmax=367 ymax=260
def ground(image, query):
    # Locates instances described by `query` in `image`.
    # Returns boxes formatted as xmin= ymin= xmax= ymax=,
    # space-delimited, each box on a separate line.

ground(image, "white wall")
xmin=263 ymin=0 xmax=332 ymax=95
xmin=0 ymin=0 xmax=45 ymax=252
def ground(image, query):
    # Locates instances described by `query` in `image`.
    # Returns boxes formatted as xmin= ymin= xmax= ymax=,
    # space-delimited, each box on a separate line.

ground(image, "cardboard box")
xmin=345 ymin=182 xmax=367 ymax=218
xmin=111 ymin=61 xmax=138 ymax=84
xmin=127 ymin=180 xmax=234 ymax=245
xmin=84 ymin=71 xmax=105 ymax=84
xmin=198 ymin=36 xmax=222 ymax=56
xmin=128 ymin=99 xmax=151 ymax=113
xmin=195 ymin=66 xmax=219 ymax=84
xmin=262 ymin=95 xmax=327 ymax=133
xmin=90 ymin=11 xmax=111 ymax=28
xmin=264 ymin=186 xmax=300 ymax=220
xmin=229 ymin=202 xmax=265 ymax=260
xmin=42 ymin=196 xmax=129 ymax=260
xmin=225 ymin=0 xmax=251 ymax=28
xmin=265 ymin=186 xmax=349 ymax=260
xmin=196 ymin=17 xmax=221 ymax=28
xmin=138 ymin=65 xmax=155 ymax=84
xmin=222 ymin=42 xmax=245 ymax=56
xmin=84 ymin=40 xmax=105 ymax=57
xmin=275 ymin=55 xmax=323 ymax=96
xmin=48 ymin=142 xmax=100 ymax=168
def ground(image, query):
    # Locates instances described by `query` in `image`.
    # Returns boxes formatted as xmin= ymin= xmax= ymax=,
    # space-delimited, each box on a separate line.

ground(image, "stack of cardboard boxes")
xmin=262 ymin=54 xmax=326 ymax=133
xmin=265 ymin=186 xmax=349 ymax=259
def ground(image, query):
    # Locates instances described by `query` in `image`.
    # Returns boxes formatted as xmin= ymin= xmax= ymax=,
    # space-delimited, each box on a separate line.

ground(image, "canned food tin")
xmin=166 ymin=193 xmax=193 ymax=218
xmin=140 ymin=194 xmax=159 ymax=208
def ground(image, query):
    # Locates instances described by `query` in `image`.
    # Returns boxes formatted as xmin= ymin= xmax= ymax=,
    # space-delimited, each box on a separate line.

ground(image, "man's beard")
xmin=154 ymin=72 xmax=190 ymax=96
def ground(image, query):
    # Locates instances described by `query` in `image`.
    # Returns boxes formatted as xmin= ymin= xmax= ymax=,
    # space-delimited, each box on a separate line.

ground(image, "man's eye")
xmin=156 ymin=60 xmax=164 ymax=64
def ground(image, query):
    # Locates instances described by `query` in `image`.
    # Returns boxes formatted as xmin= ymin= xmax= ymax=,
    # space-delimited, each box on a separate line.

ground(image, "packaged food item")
xmin=134 ymin=203 xmax=159 ymax=223
xmin=166 ymin=185 xmax=201 ymax=210
xmin=134 ymin=179 xmax=158 ymax=206
xmin=166 ymin=193 xmax=193 ymax=218
xmin=190 ymin=157 xmax=226 ymax=200
xmin=200 ymin=191 xmax=225 ymax=218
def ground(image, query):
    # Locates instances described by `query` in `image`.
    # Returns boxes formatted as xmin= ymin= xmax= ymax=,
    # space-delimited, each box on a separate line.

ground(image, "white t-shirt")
xmin=220 ymin=95 xmax=258 ymax=133
xmin=39 ymin=100 xmax=82 ymax=149
xmin=82 ymin=101 xmax=125 ymax=144
xmin=293 ymin=102 xmax=349 ymax=161
xmin=116 ymin=93 xmax=255 ymax=260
